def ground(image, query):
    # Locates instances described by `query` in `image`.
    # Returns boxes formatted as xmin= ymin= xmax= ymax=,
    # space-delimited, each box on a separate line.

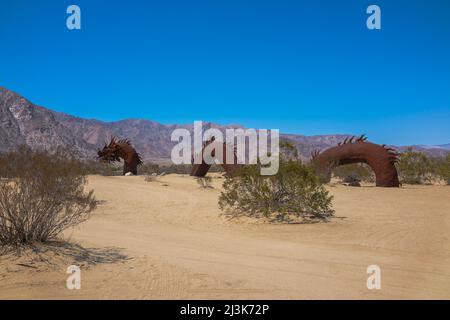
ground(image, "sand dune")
xmin=1 ymin=174 xmax=449 ymax=299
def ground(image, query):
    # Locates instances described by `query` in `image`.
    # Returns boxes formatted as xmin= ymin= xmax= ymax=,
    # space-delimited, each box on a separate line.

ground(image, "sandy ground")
xmin=1 ymin=174 xmax=449 ymax=299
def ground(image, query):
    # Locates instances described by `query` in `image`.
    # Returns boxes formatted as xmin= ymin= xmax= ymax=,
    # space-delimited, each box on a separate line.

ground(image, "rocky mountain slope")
xmin=0 ymin=87 xmax=97 ymax=158
xmin=1 ymin=87 xmax=448 ymax=162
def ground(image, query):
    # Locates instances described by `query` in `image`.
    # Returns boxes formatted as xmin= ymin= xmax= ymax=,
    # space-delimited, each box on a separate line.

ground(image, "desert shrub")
xmin=433 ymin=154 xmax=450 ymax=185
xmin=207 ymin=164 xmax=225 ymax=173
xmin=0 ymin=146 xmax=97 ymax=246
xmin=83 ymin=160 xmax=162 ymax=176
xmin=144 ymin=174 xmax=159 ymax=182
xmin=139 ymin=163 xmax=161 ymax=175
xmin=397 ymin=148 xmax=434 ymax=184
xmin=68 ymin=160 xmax=225 ymax=177
xmin=333 ymin=163 xmax=374 ymax=184
xmin=80 ymin=160 xmax=122 ymax=176
xmin=218 ymin=160 xmax=334 ymax=222
xmin=163 ymin=163 xmax=225 ymax=175
xmin=280 ymin=139 xmax=300 ymax=161
xmin=78 ymin=156 xmax=227 ymax=177
xmin=160 ymin=164 xmax=192 ymax=174
xmin=196 ymin=176 xmax=213 ymax=189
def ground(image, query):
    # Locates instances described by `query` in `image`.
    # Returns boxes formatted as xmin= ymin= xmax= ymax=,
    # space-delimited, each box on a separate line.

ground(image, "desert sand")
xmin=1 ymin=174 xmax=449 ymax=299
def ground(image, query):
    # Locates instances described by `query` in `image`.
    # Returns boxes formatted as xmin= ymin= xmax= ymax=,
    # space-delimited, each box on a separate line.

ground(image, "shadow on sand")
xmin=1 ymin=240 xmax=130 ymax=269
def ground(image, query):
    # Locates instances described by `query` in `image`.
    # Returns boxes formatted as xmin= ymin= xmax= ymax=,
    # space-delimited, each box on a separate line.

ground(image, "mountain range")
xmin=1 ymin=86 xmax=449 ymax=163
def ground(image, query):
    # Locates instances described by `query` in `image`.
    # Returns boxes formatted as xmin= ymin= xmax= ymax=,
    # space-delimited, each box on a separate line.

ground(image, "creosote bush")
xmin=196 ymin=176 xmax=213 ymax=189
xmin=396 ymin=148 xmax=434 ymax=184
xmin=80 ymin=160 xmax=122 ymax=176
xmin=137 ymin=163 xmax=223 ymax=175
xmin=332 ymin=163 xmax=374 ymax=184
xmin=218 ymin=160 xmax=334 ymax=223
xmin=0 ymin=146 xmax=97 ymax=246
xmin=144 ymin=174 xmax=159 ymax=182
xmin=75 ymin=160 xmax=226 ymax=176
xmin=434 ymin=154 xmax=450 ymax=185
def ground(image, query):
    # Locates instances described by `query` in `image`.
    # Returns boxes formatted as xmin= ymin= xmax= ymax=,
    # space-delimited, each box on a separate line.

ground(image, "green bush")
xmin=59 ymin=159 xmax=226 ymax=177
xmin=139 ymin=163 xmax=161 ymax=175
xmin=80 ymin=160 xmax=122 ymax=176
xmin=279 ymin=139 xmax=300 ymax=161
xmin=397 ymin=148 xmax=434 ymax=184
xmin=160 ymin=164 xmax=192 ymax=174
xmin=434 ymin=154 xmax=450 ymax=185
xmin=141 ymin=163 xmax=224 ymax=175
xmin=196 ymin=176 xmax=213 ymax=189
xmin=332 ymin=163 xmax=374 ymax=184
xmin=218 ymin=160 xmax=334 ymax=222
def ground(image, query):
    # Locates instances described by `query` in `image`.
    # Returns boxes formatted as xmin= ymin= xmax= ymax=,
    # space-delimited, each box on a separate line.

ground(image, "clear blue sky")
xmin=0 ymin=0 xmax=449 ymax=145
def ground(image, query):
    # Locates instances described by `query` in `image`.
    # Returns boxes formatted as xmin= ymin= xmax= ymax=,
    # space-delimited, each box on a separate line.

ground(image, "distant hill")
xmin=414 ymin=143 xmax=450 ymax=151
xmin=1 ymin=87 xmax=448 ymax=162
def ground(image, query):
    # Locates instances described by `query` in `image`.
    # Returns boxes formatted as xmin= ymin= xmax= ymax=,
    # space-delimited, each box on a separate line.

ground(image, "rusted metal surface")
xmin=311 ymin=135 xmax=400 ymax=187
xmin=190 ymin=137 xmax=242 ymax=177
xmin=97 ymin=137 xmax=143 ymax=175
